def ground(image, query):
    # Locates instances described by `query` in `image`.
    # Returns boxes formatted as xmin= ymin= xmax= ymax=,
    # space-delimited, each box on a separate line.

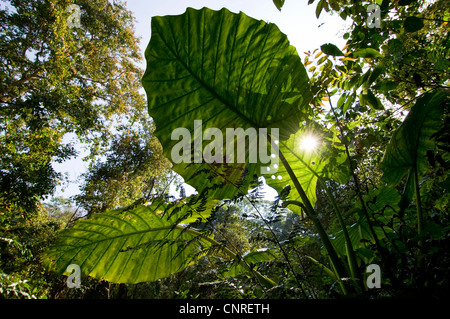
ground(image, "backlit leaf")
xmin=380 ymin=91 xmax=447 ymax=201
xmin=273 ymin=0 xmax=285 ymax=11
xmin=44 ymin=197 xmax=217 ymax=283
xmin=404 ymin=16 xmax=424 ymax=33
xmin=142 ymin=7 xmax=311 ymax=200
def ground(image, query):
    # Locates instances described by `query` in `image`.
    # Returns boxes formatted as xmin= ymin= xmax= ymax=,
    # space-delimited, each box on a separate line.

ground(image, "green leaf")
xmin=306 ymin=256 xmax=337 ymax=281
xmin=273 ymin=0 xmax=285 ymax=11
xmin=359 ymin=92 xmax=367 ymax=107
xmin=328 ymin=0 xmax=341 ymax=11
xmin=423 ymin=221 xmax=445 ymax=240
xmin=356 ymin=248 xmax=375 ymax=260
xmin=363 ymin=187 xmax=401 ymax=214
xmin=372 ymin=80 xmax=398 ymax=93
xmin=387 ymin=38 xmax=403 ymax=54
xmin=380 ymin=91 xmax=447 ymax=200
xmin=366 ymin=90 xmax=384 ymax=110
xmin=359 ymin=187 xmax=401 ymax=227
xmin=320 ymin=43 xmax=344 ymax=57
xmin=44 ymin=197 xmax=217 ymax=283
xmin=332 ymin=186 xmax=391 ymax=258
xmin=142 ymin=7 xmax=311 ymax=200
xmin=267 ymin=125 xmax=349 ymax=211
xmin=243 ymin=248 xmax=278 ymax=263
xmin=398 ymin=0 xmax=417 ymax=6
xmin=331 ymin=223 xmax=376 ymax=257
xmin=353 ymin=48 xmax=381 ymax=59
xmin=404 ymin=16 xmax=424 ymax=33
xmin=336 ymin=93 xmax=347 ymax=110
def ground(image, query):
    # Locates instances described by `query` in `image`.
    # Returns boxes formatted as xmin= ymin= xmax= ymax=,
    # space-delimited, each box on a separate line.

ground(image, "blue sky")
xmin=52 ymin=0 xmax=349 ymax=200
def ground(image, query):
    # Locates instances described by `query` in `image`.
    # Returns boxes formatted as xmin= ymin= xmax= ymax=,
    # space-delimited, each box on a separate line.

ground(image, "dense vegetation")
xmin=1 ymin=0 xmax=448 ymax=299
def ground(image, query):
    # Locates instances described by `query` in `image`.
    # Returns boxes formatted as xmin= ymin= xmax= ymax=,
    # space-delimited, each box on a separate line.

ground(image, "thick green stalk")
xmin=283 ymin=200 xmax=348 ymax=294
xmin=281 ymin=142 xmax=362 ymax=290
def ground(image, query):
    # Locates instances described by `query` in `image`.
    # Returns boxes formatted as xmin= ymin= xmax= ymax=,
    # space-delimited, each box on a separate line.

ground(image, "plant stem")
xmin=273 ymin=141 xmax=350 ymax=295
xmin=177 ymin=226 xmax=277 ymax=288
xmin=326 ymin=90 xmax=382 ymax=253
xmin=317 ymin=178 xmax=362 ymax=291
xmin=244 ymin=195 xmax=309 ymax=296
xmin=281 ymin=141 xmax=362 ymax=291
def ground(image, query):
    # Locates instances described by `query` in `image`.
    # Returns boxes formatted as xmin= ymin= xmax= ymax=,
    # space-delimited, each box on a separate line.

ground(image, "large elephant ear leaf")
xmin=380 ymin=91 xmax=448 ymax=202
xmin=43 ymin=197 xmax=217 ymax=284
xmin=266 ymin=123 xmax=349 ymax=211
xmin=142 ymin=7 xmax=311 ymax=200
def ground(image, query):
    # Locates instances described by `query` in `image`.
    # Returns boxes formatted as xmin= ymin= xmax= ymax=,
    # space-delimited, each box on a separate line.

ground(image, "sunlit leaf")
xmin=316 ymin=0 xmax=325 ymax=18
xmin=353 ymin=48 xmax=381 ymax=59
xmin=223 ymin=248 xmax=278 ymax=277
xmin=266 ymin=125 xmax=350 ymax=212
xmin=142 ymin=7 xmax=311 ymax=200
xmin=44 ymin=197 xmax=216 ymax=283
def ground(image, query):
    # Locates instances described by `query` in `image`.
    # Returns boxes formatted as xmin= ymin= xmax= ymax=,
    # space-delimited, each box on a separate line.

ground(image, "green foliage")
xmin=320 ymin=43 xmax=344 ymax=57
xmin=1 ymin=203 xmax=64 ymax=299
xmin=403 ymin=16 xmax=424 ymax=33
xmin=142 ymin=7 xmax=311 ymax=200
xmin=274 ymin=0 xmax=450 ymax=298
xmin=1 ymin=0 xmax=144 ymax=216
xmin=142 ymin=7 xmax=358 ymax=294
xmin=272 ymin=0 xmax=285 ymax=11
xmin=1 ymin=0 xmax=166 ymax=299
xmin=2 ymin=0 xmax=445 ymax=300
xmin=74 ymin=120 xmax=172 ymax=217
xmin=270 ymin=124 xmax=349 ymax=213
xmin=44 ymin=197 xmax=78 ymax=224
xmin=44 ymin=197 xmax=217 ymax=283
xmin=44 ymin=194 xmax=277 ymax=289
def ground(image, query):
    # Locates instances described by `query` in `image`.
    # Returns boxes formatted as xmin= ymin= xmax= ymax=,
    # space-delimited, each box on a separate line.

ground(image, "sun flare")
xmin=299 ymin=135 xmax=318 ymax=151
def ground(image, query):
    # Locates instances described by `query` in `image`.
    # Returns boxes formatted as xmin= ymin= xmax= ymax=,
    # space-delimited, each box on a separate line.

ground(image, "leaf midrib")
xmin=54 ymin=224 xmax=183 ymax=253
xmin=162 ymin=16 xmax=261 ymax=129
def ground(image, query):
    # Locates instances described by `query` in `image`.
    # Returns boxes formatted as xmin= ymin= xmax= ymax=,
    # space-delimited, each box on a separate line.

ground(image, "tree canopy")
xmin=1 ymin=0 xmax=144 ymax=216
